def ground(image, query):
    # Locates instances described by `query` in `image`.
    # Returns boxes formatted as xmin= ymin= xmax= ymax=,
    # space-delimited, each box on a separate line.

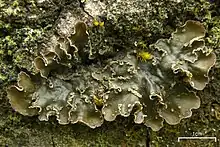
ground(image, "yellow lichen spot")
xmin=93 ymin=95 xmax=104 ymax=107
xmin=93 ymin=20 xmax=99 ymax=26
xmin=93 ymin=18 xmax=104 ymax=27
xmin=137 ymin=51 xmax=153 ymax=62
xmin=99 ymin=21 xmax=104 ymax=27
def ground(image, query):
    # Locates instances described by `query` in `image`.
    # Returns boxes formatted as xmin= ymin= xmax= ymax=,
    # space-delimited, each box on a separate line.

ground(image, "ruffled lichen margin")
xmin=7 ymin=20 xmax=216 ymax=131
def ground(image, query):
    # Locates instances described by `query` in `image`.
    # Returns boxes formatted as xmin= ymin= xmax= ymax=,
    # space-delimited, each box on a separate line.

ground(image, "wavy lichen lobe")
xmin=7 ymin=20 xmax=216 ymax=131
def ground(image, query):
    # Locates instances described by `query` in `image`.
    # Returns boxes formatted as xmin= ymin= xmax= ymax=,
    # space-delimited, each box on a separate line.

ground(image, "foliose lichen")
xmin=6 ymin=14 xmax=216 ymax=131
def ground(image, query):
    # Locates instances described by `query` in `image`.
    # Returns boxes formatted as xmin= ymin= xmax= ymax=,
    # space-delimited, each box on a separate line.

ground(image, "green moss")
xmin=0 ymin=136 xmax=13 ymax=146
xmin=0 ymin=0 xmax=61 ymax=83
xmin=7 ymin=114 xmax=22 ymax=124
xmin=136 ymin=41 xmax=148 ymax=49
xmin=14 ymin=54 xmax=23 ymax=63
xmin=2 ymin=0 xmax=22 ymax=17
xmin=7 ymin=50 xmax=12 ymax=56
xmin=5 ymin=36 xmax=16 ymax=46
xmin=0 ymin=74 xmax=7 ymax=81
xmin=0 ymin=1 xmax=5 ymax=7
xmin=206 ymin=17 xmax=220 ymax=48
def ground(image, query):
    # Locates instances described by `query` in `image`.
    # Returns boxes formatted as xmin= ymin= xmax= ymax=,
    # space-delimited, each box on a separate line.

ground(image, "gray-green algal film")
xmin=7 ymin=20 xmax=216 ymax=131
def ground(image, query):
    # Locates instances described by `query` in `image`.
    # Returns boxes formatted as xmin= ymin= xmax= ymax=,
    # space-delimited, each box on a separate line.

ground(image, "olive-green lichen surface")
xmin=7 ymin=17 xmax=216 ymax=131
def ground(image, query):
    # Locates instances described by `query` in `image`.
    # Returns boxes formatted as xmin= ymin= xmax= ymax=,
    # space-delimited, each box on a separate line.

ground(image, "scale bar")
xmin=178 ymin=137 xmax=217 ymax=142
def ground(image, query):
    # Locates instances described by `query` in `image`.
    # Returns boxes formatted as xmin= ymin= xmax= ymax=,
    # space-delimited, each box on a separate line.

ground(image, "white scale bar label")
xmin=178 ymin=137 xmax=217 ymax=142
